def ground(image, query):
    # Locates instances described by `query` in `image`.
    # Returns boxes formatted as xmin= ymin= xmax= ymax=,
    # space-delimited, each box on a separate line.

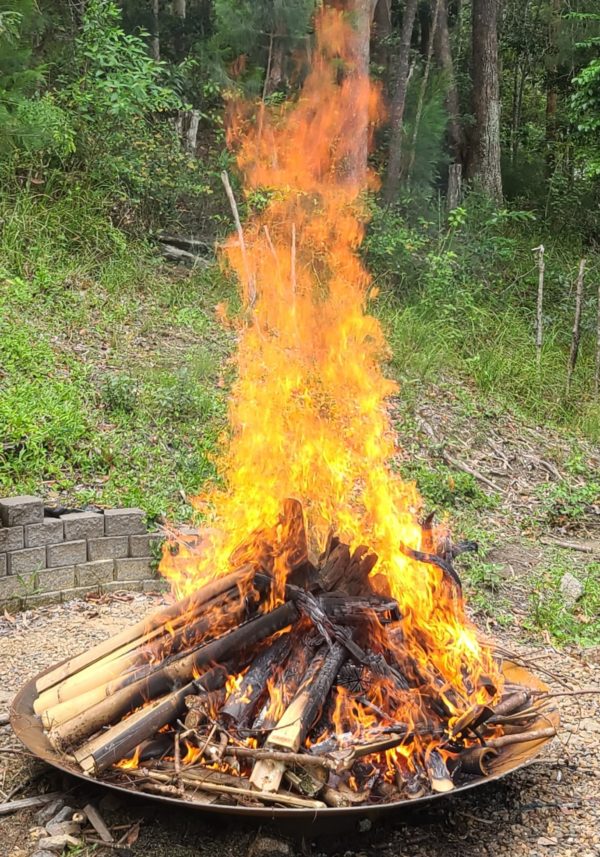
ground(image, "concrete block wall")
xmin=0 ymin=496 xmax=167 ymax=611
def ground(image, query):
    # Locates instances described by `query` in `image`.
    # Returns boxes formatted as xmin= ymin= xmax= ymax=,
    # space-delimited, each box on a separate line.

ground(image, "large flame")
xmin=159 ymin=8 xmax=499 ymax=705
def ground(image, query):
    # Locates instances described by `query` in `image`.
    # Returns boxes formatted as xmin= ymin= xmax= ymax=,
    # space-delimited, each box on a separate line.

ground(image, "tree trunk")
xmin=172 ymin=0 xmax=186 ymax=60
xmin=372 ymin=0 xmax=392 ymax=76
xmin=407 ymin=0 xmax=443 ymax=184
xmin=150 ymin=0 xmax=160 ymax=61
xmin=383 ymin=0 xmax=419 ymax=202
xmin=348 ymin=0 xmax=377 ymax=184
xmin=545 ymin=0 xmax=562 ymax=175
xmin=264 ymin=25 xmax=286 ymax=96
xmin=466 ymin=0 xmax=503 ymax=202
xmin=434 ymin=0 xmax=464 ymax=164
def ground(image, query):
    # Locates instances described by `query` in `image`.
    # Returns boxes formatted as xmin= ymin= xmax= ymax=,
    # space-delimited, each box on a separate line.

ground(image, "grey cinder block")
xmin=46 ymin=540 xmax=86 ymax=568
xmin=102 ymin=580 xmax=143 ymax=593
xmin=37 ymin=566 xmax=75 ymax=593
xmin=0 ymin=496 xmax=44 ymax=527
xmin=61 ymin=511 xmax=104 ymax=541
xmin=87 ymin=536 xmax=129 ymax=561
xmin=129 ymin=533 xmax=163 ymax=557
xmin=142 ymin=578 xmax=169 ymax=592
xmin=0 ymin=526 xmax=24 ymax=552
xmin=76 ymin=560 xmax=115 ymax=587
xmin=7 ymin=546 xmax=46 ymax=575
xmin=115 ymin=557 xmax=153 ymax=581
xmin=24 ymin=519 xmax=64 ymax=548
xmin=103 ymin=508 xmax=146 ymax=536
xmin=22 ymin=591 xmax=62 ymax=609
xmin=0 ymin=571 xmax=37 ymax=599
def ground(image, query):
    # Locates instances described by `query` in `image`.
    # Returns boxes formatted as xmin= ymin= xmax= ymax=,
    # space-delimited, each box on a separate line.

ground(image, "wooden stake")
xmin=595 ymin=275 xmax=600 ymax=397
xmin=533 ymin=244 xmax=545 ymax=373
xmin=566 ymin=258 xmax=586 ymax=394
xmin=221 ymin=170 xmax=256 ymax=306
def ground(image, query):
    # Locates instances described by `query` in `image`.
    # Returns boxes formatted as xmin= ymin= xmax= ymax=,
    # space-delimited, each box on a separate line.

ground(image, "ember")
xmin=19 ymin=7 xmax=559 ymax=813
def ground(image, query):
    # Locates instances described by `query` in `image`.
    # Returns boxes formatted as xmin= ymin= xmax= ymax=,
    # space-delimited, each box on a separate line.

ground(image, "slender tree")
xmin=384 ymin=0 xmax=419 ymax=202
xmin=466 ymin=0 xmax=503 ymax=201
xmin=434 ymin=0 xmax=464 ymax=164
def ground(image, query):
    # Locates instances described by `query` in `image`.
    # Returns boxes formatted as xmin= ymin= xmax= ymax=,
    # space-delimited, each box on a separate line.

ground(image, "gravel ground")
xmin=0 ymin=593 xmax=598 ymax=857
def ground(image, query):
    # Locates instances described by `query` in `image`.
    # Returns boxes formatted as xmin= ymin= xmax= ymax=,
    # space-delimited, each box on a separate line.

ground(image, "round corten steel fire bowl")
xmin=11 ymin=659 xmax=559 ymax=822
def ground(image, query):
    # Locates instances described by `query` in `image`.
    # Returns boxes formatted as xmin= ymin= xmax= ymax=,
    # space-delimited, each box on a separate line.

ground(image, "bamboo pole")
xmin=36 ymin=567 xmax=252 ymax=695
xmin=566 ymin=258 xmax=586 ymax=395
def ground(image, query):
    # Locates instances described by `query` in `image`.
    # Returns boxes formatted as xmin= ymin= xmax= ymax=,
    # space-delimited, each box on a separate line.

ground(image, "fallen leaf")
xmin=537 ymin=836 xmax=558 ymax=847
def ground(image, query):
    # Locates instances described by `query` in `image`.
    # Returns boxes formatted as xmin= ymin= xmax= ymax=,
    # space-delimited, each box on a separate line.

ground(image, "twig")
xmin=223 ymin=746 xmax=336 ymax=771
xmin=539 ymin=537 xmax=600 ymax=555
xmin=220 ymin=170 xmax=255 ymax=307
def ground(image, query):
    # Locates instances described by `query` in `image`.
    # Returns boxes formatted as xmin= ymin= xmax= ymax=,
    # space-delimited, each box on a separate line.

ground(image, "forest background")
xmin=1 ymin=0 xmax=599 ymax=564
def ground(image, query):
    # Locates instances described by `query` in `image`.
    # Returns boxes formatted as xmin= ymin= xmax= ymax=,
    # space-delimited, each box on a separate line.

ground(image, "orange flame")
xmin=160 ymin=8 xmax=500 ymax=708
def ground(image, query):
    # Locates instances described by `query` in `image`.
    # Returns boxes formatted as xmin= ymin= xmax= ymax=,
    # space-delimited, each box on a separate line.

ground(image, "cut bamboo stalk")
xmin=72 ymin=603 xmax=298 ymax=772
xmin=220 ymin=632 xmax=292 ymax=728
xmin=40 ymin=583 xmax=255 ymax=727
xmin=36 ymin=566 xmax=253 ymax=694
xmin=459 ymin=746 xmax=499 ymax=776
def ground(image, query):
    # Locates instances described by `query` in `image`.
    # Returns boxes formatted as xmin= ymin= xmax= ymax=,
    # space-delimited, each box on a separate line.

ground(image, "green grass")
xmin=0 ymin=184 xmax=235 ymax=520
xmin=527 ymin=557 xmax=600 ymax=646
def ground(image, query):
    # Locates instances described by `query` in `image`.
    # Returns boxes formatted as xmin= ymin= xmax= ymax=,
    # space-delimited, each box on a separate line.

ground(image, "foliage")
xmin=0 ymin=181 xmax=233 ymax=518
xmin=55 ymin=0 xmax=206 ymax=220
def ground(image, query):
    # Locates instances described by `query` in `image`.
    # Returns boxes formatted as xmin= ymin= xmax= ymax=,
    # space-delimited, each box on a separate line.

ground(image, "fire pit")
xmin=11 ymin=7 xmax=559 ymax=821
xmin=11 ymin=500 xmax=559 ymax=818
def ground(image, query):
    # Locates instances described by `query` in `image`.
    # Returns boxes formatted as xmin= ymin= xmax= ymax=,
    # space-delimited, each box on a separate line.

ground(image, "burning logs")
xmin=25 ymin=502 xmax=559 ymax=811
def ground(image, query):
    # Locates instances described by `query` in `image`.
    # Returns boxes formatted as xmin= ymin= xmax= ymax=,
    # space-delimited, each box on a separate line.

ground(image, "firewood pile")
xmin=31 ymin=500 xmax=557 ymax=811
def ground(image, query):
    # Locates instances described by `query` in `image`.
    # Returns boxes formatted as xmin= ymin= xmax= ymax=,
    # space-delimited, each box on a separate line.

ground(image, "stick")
xmin=491 ymin=690 xmax=531 ymax=718
xmin=221 ymin=170 xmax=255 ymax=306
xmin=533 ymin=244 xmax=545 ymax=372
xmin=83 ymin=804 xmax=114 ymax=843
xmin=486 ymin=727 xmax=556 ymax=749
xmin=130 ymin=769 xmax=325 ymax=809
xmin=566 ymin=258 xmax=586 ymax=394
xmin=0 ymin=792 xmax=65 ymax=816
xmin=224 ymin=746 xmax=336 ymax=772
xmin=596 ymin=275 xmax=600 ymax=397
xmin=539 ymin=537 xmax=600 ymax=555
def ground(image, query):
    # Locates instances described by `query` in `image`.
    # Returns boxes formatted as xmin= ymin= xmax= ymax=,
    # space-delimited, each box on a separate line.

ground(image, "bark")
xmin=348 ymin=0 xmax=377 ymax=183
xmin=372 ymin=0 xmax=392 ymax=74
xmin=150 ymin=0 xmax=160 ymax=61
xmin=407 ymin=0 xmax=443 ymax=184
xmin=545 ymin=0 xmax=562 ymax=175
xmin=433 ymin=0 xmax=465 ymax=163
xmin=465 ymin=0 xmax=503 ymax=202
xmin=264 ymin=25 xmax=286 ymax=96
xmin=383 ymin=0 xmax=419 ymax=202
